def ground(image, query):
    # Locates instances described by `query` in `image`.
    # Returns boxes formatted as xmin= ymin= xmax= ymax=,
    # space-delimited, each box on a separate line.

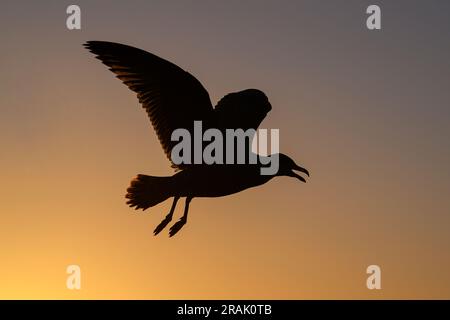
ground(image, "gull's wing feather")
xmin=214 ymin=89 xmax=271 ymax=132
xmin=84 ymin=41 xmax=214 ymax=165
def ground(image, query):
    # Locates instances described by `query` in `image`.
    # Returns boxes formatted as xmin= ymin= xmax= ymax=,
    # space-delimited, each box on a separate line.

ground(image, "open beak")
xmin=290 ymin=164 xmax=310 ymax=183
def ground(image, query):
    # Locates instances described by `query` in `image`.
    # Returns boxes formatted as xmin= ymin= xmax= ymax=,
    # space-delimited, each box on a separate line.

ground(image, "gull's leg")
xmin=153 ymin=196 xmax=180 ymax=236
xmin=169 ymin=197 xmax=192 ymax=237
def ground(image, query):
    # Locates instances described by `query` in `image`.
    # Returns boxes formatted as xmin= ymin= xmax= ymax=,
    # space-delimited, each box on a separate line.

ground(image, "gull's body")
xmin=84 ymin=41 xmax=309 ymax=236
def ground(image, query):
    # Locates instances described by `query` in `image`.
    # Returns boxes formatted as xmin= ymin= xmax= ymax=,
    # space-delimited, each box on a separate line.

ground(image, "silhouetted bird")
xmin=84 ymin=41 xmax=309 ymax=237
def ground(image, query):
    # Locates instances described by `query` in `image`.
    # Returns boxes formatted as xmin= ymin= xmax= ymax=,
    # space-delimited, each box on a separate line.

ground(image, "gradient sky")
xmin=1 ymin=0 xmax=450 ymax=299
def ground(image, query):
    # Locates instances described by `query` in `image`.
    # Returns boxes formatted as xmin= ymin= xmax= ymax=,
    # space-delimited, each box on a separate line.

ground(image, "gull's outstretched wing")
xmin=214 ymin=89 xmax=271 ymax=132
xmin=213 ymin=89 xmax=272 ymax=163
xmin=84 ymin=41 xmax=214 ymax=166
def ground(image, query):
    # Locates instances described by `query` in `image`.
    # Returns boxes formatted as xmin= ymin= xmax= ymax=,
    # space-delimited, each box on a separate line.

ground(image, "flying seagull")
xmin=84 ymin=41 xmax=309 ymax=237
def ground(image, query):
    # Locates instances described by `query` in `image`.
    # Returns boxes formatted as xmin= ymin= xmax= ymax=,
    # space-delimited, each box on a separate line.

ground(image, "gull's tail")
xmin=126 ymin=174 xmax=173 ymax=210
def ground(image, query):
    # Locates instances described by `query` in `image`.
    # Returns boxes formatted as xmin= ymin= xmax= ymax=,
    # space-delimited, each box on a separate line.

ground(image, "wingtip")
xmin=83 ymin=41 xmax=94 ymax=52
xmin=83 ymin=40 xmax=104 ymax=51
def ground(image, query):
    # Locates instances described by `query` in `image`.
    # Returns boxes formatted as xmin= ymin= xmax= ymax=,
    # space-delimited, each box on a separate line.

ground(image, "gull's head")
xmin=276 ymin=153 xmax=310 ymax=182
